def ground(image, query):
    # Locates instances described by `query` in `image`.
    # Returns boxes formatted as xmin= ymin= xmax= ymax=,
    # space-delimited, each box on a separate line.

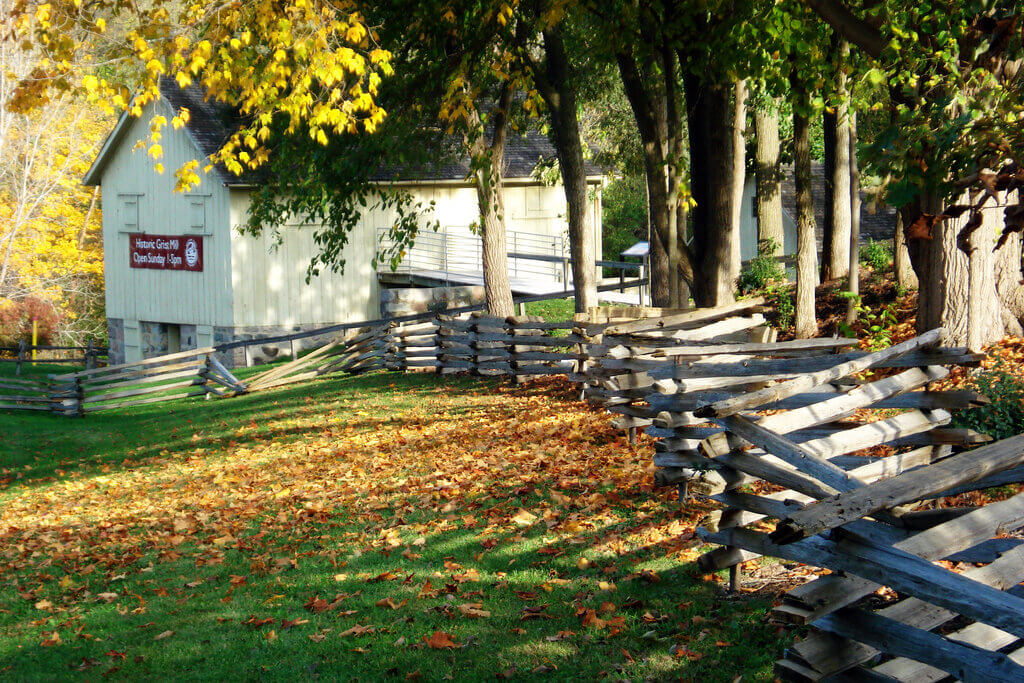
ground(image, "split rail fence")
xmin=5 ymin=300 xmax=1024 ymax=678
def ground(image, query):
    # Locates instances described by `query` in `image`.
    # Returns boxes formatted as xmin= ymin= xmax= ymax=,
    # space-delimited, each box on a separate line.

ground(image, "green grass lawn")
xmin=0 ymin=368 xmax=790 ymax=681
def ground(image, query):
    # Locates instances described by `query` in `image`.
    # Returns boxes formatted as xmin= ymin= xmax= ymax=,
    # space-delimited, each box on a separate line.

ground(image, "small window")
xmin=186 ymin=194 xmax=211 ymax=234
xmin=119 ymin=194 xmax=141 ymax=233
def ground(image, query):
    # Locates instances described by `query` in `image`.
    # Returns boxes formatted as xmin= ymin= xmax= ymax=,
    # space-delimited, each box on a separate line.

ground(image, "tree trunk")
xmin=475 ymin=165 xmax=515 ymax=317
xmin=467 ymin=86 xmax=515 ymax=318
xmin=538 ymin=26 xmax=597 ymax=314
xmin=822 ymin=38 xmax=852 ymax=282
xmin=905 ymin=190 xmax=1022 ymax=346
xmin=729 ymin=79 xmax=747 ymax=286
xmin=755 ymin=103 xmax=784 ymax=256
xmin=793 ymin=105 xmax=818 ymax=339
xmin=685 ymin=73 xmax=735 ymax=308
xmin=616 ymin=50 xmax=691 ymax=307
xmin=894 ymin=211 xmax=918 ymax=290
xmin=644 ymin=157 xmax=671 ymax=307
xmin=845 ymin=111 xmax=861 ymax=324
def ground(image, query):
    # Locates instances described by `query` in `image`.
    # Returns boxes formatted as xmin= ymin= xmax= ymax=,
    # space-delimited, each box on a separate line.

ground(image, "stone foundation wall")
xmin=107 ymin=318 xmax=125 ymax=366
xmin=215 ymin=324 xmax=340 ymax=368
xmin=380 ymin=285 xmax=486 ymax=318
xmin=139 ymin=321 xmax=171 ymax=358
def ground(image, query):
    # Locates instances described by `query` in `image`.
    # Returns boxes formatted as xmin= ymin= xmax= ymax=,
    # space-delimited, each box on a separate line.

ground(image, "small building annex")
xmin=85 ymin=80 xmax=604 ymax=366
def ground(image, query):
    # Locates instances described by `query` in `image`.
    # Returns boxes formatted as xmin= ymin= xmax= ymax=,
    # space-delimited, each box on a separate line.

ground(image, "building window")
xmin=186 ymin=194 xmax=211 ymax=234
xmin=119 ymin=194 xmax=141 ymax=233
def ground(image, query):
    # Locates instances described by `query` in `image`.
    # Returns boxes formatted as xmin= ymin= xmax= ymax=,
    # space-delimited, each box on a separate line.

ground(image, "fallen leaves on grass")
xmin=423 ymin=630 xmax=458 ymax=649
xmin=0 ymin=376 xmax=718 ymax=674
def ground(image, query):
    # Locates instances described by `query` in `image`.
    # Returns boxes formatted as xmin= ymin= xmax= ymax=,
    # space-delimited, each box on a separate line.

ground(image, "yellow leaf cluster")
xmin=7 ymin=0 xmax=394 ymax=191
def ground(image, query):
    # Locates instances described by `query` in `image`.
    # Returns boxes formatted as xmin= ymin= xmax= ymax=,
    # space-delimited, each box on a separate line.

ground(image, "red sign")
xmin=129 ymin=233 xmax=203 ymax=272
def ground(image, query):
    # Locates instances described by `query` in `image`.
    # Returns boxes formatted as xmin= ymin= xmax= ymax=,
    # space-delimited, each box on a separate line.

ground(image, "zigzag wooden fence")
xmin=6 ymin=301 xmax=1024 ymax=678
xmin=637 ymin=327 xmax=1024 ymax=682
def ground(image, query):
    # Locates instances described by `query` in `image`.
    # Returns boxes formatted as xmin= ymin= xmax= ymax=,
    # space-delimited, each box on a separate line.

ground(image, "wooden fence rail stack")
xmin=640 ymin=326 xmax=1024 ymax=681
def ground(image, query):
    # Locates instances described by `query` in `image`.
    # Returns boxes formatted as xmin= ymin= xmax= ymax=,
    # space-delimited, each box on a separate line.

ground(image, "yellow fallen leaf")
xmin=154 ymin=630 xmax=174 ymax=640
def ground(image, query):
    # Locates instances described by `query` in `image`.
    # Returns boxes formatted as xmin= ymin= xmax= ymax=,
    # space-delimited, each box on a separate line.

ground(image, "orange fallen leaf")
xmin=375 ymin=597 xmax=407 ymax=610
xmin=423 ymin=630 xmax=459 ymax=649
xmin=339 ymin=624 xmax=375 ymax=638
xmin=512 ymin=509 xmax=537 ymax=526
xmin=457 ymin=602 xmax=491 ymax=618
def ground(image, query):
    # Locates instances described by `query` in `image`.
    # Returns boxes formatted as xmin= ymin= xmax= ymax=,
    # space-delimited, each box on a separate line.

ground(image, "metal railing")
xmin=377 ymin=226 xmax=568 ymax=284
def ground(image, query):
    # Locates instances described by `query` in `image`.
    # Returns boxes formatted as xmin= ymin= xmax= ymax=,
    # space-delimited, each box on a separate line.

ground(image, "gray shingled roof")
xmin=780 ymin=162 xmax=897 ymax=243
xmin=158 ymin=79 xmax=599 ymax=186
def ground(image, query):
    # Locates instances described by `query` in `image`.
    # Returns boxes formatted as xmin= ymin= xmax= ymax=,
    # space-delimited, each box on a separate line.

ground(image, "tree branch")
xmin=802 ymin=0 xmax=887 ymax=59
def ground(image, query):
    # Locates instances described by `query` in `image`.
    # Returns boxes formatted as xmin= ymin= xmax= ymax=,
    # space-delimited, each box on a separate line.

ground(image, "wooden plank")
xmin=703 ymin=526 xmax=1024 ymax=640
xmin=82 ymin=377 xmax=204 ymax=403
xmin=79 ymin=359 xmax=207 ymax=387
xmin=85 ymin=366 xmax=206 ymax=393
xmin=774 ymin=491 xmax=1024 ymax=624
xmin=782 ymin=547 xmax=1024 ymax=679
xmin=814 ymin=608 xmax=1024 ymax=683
xmin=798 ymin=409 xmax=952 ymax=461
xmin=754 ymin=367 xmax=948 ymax=435
xmin=712 ymin=415 xmax=865 ymax=493
xmin=772 ymin=432 xmax=1024 ymax=543
xmin=604 ymin=298 xmax=766 ymax=334
xmin=50 ymin=346 xmax=216 ymax=380
xmin=693 ymin=329 xmax=943 ymax=418
xmin=81 ymin=388 xmax=206 ymax=411
xmin=652 ymin=337 xmax=858 ymax=357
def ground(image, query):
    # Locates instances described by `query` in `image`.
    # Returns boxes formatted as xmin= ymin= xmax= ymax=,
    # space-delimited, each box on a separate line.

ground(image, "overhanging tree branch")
xmin=802 ymin=0 xmax=886 ymax=59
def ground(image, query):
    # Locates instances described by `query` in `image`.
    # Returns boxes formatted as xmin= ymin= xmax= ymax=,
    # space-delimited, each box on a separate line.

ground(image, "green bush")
xmin=859 ymin=239 xmax=892 ymax=273
xmin=765 ymin=284 xmax=795 ymax=332
xmin=738 ymin=239 xmax=787 ymax=294
xmin=601 ymin=175 xmax=647 ymax=261
xmin=952 ymin=365 xmax=1024 ymax=441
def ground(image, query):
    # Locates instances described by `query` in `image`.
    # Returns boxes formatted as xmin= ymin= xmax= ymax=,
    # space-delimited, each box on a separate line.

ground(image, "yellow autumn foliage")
xmin=7 ymin=0 xmax=393 ymax=191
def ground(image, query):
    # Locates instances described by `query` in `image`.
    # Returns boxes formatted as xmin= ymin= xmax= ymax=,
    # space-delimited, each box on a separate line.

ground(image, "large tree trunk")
xmin=906 ymin=190 xmax=1024 ymax=347
xmin=538 ymin=26 xmax=597 ymax=314
xmin=755 ymin=102 xmax=784 ymax=256
xmin=643 ymin=157 xmax=671 ymax=307
xmin=475 ymin=166 xmax=514 ymax=317
xmin=728 ymin=79 xmax=747 ymax=286
xmin=467 ymin=86 xmax=515 ymax=317
xmin=616 ymin=50 xmax=691 ymax=308
xmin=793 ymin=105 xmax=818 ymax=339
xmin=822 ymin=38 xmax=852 ymax=282
xmin=685 ymin=72 xmax=735 ymax=308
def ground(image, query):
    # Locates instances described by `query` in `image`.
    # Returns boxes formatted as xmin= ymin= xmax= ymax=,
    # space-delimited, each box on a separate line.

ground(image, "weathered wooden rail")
xmin=633 ymin=327 xmax=1024 ymax=681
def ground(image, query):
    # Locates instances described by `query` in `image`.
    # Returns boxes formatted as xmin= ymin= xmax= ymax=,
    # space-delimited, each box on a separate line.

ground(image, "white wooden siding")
xmin=101 ymin=103 xmax=604 ymax=342
xmin=228 ymin=190 xmax=380 ymax=327
xmin=99 ymin=100 xmax=234 ymax=334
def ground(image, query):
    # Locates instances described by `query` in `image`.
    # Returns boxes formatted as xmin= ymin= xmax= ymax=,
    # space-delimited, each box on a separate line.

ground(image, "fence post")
xmin=85 ymin=340 xmax=97 ymax=370
xmin=16 ymin=339 xmax=26 ymax=376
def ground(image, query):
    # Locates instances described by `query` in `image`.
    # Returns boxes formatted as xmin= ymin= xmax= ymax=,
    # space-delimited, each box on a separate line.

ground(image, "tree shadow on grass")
xmin=0 ymin=372 xmax=792 ymax=680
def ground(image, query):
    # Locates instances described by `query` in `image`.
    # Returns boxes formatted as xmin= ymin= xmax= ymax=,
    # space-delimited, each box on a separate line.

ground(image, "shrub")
xmin=738 ymin=239 xmax=787 ymax=294
xmin=859 ymin=239 xmax=892 ymax=273
xmin=952 ymin=365 xmax=1024 ymax=442
xmin=0 ymin=296 xmax=61 ymax=347
xmin=765 ymin=284 xmax=795 ymax=332
xmin=601 ymin=175 xmax=647 ymax=262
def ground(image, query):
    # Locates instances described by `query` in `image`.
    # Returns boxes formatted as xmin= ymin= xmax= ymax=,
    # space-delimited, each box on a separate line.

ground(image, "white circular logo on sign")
xmin=184 ymin=239 xmax=199 ymax=268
